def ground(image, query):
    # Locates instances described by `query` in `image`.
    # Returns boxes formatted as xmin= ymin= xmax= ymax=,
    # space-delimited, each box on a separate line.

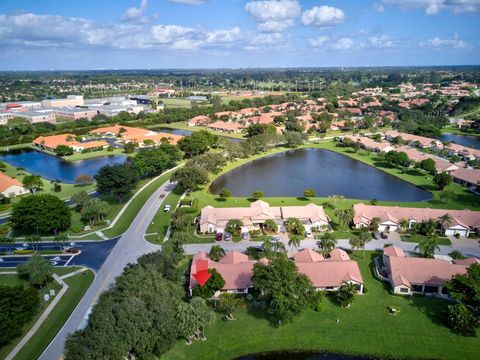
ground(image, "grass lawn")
xmin=65 ymin=148 xmax=127 ymax=161
xmin=102 ymin=169 xmax=177 ymax=238
xmin=160 ymin=98 xmax=195 ymax=108
xmin=401 ymin=234 xmax=453 ymax=246
xmin=0 ymin=268 xmax=93 ymax=360
xmin=12 ymin=270 xmax=94 ymax=360
xmin=441 ymin=124 xmax=480 ymax=137
xmin=145 ymin=187 xmax=184 ymax=244
xmin=163 ymin=252 xmax=480 ymax=360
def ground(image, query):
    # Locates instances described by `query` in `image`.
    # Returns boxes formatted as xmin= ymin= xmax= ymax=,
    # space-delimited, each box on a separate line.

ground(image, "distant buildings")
xmin=41 ymin=95 xmax=84 ymax=108
xmin=89 ymin=125 xmax=183 ymax=146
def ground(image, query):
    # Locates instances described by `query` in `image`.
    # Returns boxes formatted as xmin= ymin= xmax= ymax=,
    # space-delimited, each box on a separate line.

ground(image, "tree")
xmin=124 ymin=142 xmax=135 ymax=154
xmin=55 ymin=145 xmax=74 ymax=156
xmin=74 ymin=174 xmax=93 ymax=185
xmin=263 ymin=219 xmax=278 ymax=233
xmin=317 ymin=232 xmax=337 ymax=255
xmin=447 ymin=304 xmax=477 ymax=336
xmin=415 ymin=236 xmax=440 ymax=258
xmin=284 ymin=217 xmax=305 ymax=236
xmin=247 ymin=123 xmax=276 ymax=137
xmin=218 ymin=293 xmax=243 ymax=320
xmin=188 ymin=153 xmax=226 ymax=174
xmin=0 ymin=285 xmax=39 ymax=346
xmin=399 ymin=219 xmax=409 ymax=232
xmin=17 ymin=254 xmax=53 ymax=287
xmin=283 ymin=132 xmax=305 ymax=147
xmin=433 ymin=172 xmax=452 ymax=190
xmin=81 ymin=198 xmax=109 ymax=227
xmin=95 ymin=163 xmax=139 ymax=203
xmin=357 ymin=227 xmax=372 ymax=258
xmin=54 ymin=233 xmax=68 ymax=251
xmin=370 ymin=217 xmax=381 ymax=232
xmin=172 ymin=165 xmax=209 ymax=192
xmin=326 ymin=195 xmax=345 ymax=209
xmin=385 ymin=151 xmax=410 ymax=167
xmin=336 ymin=283 xmax=357 ymax=307
xmin=22 ymin=175 xmax=43 ymax=194
xmin=445 ymin=263 xmax=480 ymax=336
xmin=334 ymin=208 xmax=354 ymax=228
xmin=219 ymin=188 xmax=232 ymax=200
xmin=303 ymin=188 xmax=316 ymax=198
xmin=225 ymin=219 xmax=243 ymax=235
xmin=288 ymin=236 xmax=301 ymax=254
xmin=11 ymin=194 xmax=71 ymax=235
xmin=191 ymin=268 xmax=225 ymax=299
xmin=131 ymin=144 xmax=182 ymax=178
xmin=178 ymin=130 xmax=217 ymax=157
xmin=251 ymin=190 xmax=264 ymax=200
xmin=70 ymin=190 xmax=90 ymax=211
xmin=419 ymin=158 xmax=436 ymax=175
xmin=438 ymin=213 xmax=453 ymax=229
xmin=439 ymin=190 xmax=455 ymax=204
xmin=190 ymin=297 xmax=216 ymax=340
xmin=252 ymin=257 xmax=315 ymax=324
xmin=209 ymin=245 xmax=226 ymax=262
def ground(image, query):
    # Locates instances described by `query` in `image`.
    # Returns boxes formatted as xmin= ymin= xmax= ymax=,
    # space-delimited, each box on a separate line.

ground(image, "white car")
xmin=306 ymin=229 xmax=313 ymax=237
xmin=163 ymin=204 xmax=171 ymax=213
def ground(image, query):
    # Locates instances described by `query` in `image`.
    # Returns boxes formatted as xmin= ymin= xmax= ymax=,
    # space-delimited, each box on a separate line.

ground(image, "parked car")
xmin=373 ymin=231 xmax=381 ymax=240
xmin=163 ymin=204 xmax=171 ymax=213
xmin=270 ymin=236 xmax=281 ymax=243
xmin=224 ymin=233 xmax=232 ymax=241
xmin=241 ymin=232 xmax=249 ymax=240
xmin=215 ymin=233 xmax=223 ymax=241
xmin=159 ymin=193 xmax=165 ymax=198
xmin=66 ymin=248 xmax=79 ymax=254
xmin=381 ymin=232 xmax=388 ymax=239
xmin=306 ymin=229 xmax=313 ymax=237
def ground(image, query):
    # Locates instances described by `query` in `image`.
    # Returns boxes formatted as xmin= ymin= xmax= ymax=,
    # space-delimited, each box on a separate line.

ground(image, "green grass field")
xmin=160 ymin=98 xmax=195 ymax=108
xmin=441 ymin=124 xmax=480 ymax=137
xmin=0 ymin=268 xmax=94 ymax=360
xmin=163 ymin=252 xmax=480 ymax=360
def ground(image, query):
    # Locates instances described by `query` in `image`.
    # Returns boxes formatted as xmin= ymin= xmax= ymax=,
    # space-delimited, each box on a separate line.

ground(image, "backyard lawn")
xmin=401 ymin=234 xmax=453 ymax=246
xmin=163 ymin=252 xmax=480 ymax=360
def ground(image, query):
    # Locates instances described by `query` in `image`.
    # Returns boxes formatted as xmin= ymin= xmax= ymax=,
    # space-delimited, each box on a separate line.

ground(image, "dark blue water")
xmin=436 ymin=133 xmax=480 ymax=149
xmin=0 ymin=149 xmax=126 ymax=184
xmin=155 ymin=127 xmax=243 ymax=142
xmin=210 ymin=148 xmax=432 ymax=202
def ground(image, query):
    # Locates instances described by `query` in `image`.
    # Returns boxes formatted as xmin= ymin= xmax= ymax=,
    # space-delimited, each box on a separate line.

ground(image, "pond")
xmin=435 ymin=133 xmax=480 ymax=149
xmin=210 ymin=148 xmax=432 ymax=202
xmin=0 ymin=149 xmax=127 ymax=184
xmin=236 ymin=351 xmax=375 ymax=360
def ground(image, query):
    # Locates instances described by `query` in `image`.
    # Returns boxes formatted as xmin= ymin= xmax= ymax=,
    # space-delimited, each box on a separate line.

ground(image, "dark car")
xmin=373 ymin=231 xmax=381 ymax=240
xmin=224 ymin=233 xmax=232 ymax=241
xmin=381 ymin=232 xmax=388 ymax=239
xmin=215 ymin=233 xmax=223 ymax=241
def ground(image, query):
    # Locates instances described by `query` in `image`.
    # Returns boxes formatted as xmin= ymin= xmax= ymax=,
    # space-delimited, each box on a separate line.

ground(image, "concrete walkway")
xmin=6 ymin=274 xmax=68 ymax=360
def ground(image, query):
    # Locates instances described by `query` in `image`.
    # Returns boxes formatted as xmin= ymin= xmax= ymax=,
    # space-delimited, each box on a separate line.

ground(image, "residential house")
xmin=206 ymin=121 xmax=245 ymax=133
xmin=199 ymin=200 xmax=329 ymax=234
xmin=0 ymin=173 xmax=29 ymax=198
xmin=353 ymin=203 xmax=480 ymax=237
xmin=33 ymin=134 xmax=109 ymax=152
xmin=452 ymin=168 xmax=480 ymax=191
xmin=384 ymin=130 xmax=443 ymax=149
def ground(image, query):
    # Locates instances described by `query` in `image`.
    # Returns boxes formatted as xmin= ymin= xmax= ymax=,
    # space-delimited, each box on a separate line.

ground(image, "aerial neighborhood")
xmin=0 ymin=69 xmax=480 ymax=359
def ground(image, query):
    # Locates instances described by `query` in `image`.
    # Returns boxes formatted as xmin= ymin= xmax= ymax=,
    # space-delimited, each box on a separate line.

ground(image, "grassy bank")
xmin=163 ymin=252 xmax=480 ymax=360
xmin=441 ymin=124 xmax=480 ymax=137
xmin=149 ymin=121 xmax=246 ymax=139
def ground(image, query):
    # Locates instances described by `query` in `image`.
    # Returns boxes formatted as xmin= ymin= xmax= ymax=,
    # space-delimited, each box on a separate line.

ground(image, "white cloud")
xmin=150 ymin=25 xmax=196 ymax=44
xmin=168 ymin=0 xmax=208 ymax=4
xmin=331 ymin=37 xmax=354 ymax=50
xmin=301 ymin=6 xmax=345 ymax=27
xmin=245 ymin=0 xmax=301 ymax=32
xmin=122 ymin=0 xmax=148 ymax=22
xmin=373 ymin=3 xmax=385 ymax=12
xmin=368 ymin=35 xmax=398 ymax=48
xmin=383 ymin=0 xmax=480 ymax=14
xmin=419 ymin=33 xmax=469 ymax=49
xmin=308 ymin=36 xmax=330 ymax=47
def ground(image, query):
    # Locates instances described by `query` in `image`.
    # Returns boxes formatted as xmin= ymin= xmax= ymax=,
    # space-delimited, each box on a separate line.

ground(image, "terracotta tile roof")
xmin=388 ymin=255 xmax=468 ymax=287
xmin=452 ymin=167 xmax=480 ymax=185
xmin=293 ymin=249 xmax=324 ymax=263
xmin=0 ymin=172 xmax=23 ymax=192
xmin=453 ymin=257 xmax=480 ymax=266
xmin=295 ymin=258 xmax=364 ymax=288
xmin=33 ymin=134 xmax=76 ymax=148
xmin=207 ymin=121 xmax=245 ymax=131
xmin=383 ymin=245 xmax=405 ymax=258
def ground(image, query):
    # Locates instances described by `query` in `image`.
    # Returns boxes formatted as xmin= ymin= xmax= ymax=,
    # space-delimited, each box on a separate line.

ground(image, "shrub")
xmin=13 ymin=249 xmax=34 ymax=255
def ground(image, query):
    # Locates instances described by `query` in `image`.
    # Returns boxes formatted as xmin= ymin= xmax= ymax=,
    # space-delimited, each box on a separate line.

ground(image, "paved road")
xmin=0 ymin=238 xmax=119 ymax=272
xmin=38 ymin=182 xmax=170 ymax=360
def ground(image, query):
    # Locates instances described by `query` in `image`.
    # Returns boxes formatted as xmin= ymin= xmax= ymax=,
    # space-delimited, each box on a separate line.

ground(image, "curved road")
xmin=38 ymin=182 xmax=170 ymax=360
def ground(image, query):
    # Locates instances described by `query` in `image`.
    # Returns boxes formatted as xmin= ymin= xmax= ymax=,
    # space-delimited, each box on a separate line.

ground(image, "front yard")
xmin=163 ymin=251 xmax=480 ymax=360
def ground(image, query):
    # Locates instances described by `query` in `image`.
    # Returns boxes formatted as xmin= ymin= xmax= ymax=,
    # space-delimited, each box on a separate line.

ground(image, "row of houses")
xmin=353 ymin=203 xmax=480 ymax=237
xmin=189 ymin=248 xmax=364 ymax=296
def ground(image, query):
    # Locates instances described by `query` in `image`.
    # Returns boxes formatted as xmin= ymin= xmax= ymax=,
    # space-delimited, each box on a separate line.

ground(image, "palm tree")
xmin=357 ymin=228 xmax=372 ymax=258
xmin=415 ymin=236 xmax=440 ymax=258
xmin=369 ymin=217 xmax=381 ymax=232
xmin=437 ymin=213 xmax=453 ymax=232
xmin=336 ymin=283 xmax=357 ymax=307
xmin=399 ymin=219 xmax=409 ymax=232
xmin=421 ymin=219 xmax=438 ymax=238
xmin=288 ymin=236 xmax=301 ymax=254
xmin=225 ymin=219 xmax=242 ymax=235
xmin=209 ymin=245 xmax=226 ymax=262
xmin=272 ymin=241 xmax=286 ymax=253
xmin=317 ymin=232 xmax=337 ymax=256
xmin=349 ymin=236 xmax=362 ymax=253
xmin=54 ymin=233 xmax=68 ymax=251
xmin=334 ymin=208 xmax=354 ymax=228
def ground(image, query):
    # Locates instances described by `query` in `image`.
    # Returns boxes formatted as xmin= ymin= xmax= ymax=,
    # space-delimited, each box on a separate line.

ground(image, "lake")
xmin=436 ymin=133 xmax=480 ymax=149
xmin=210 ymin=148 xmax=431 ymax=202
xmin=0 ymin=149 xmax=127 ymax=184
xmin=236 ymin=351 xmax=375 ymax=360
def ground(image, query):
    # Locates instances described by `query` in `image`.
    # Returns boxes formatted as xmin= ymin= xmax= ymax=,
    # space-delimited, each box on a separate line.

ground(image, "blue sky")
xmin=0 ymin=0 xmax=478 ymax=70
